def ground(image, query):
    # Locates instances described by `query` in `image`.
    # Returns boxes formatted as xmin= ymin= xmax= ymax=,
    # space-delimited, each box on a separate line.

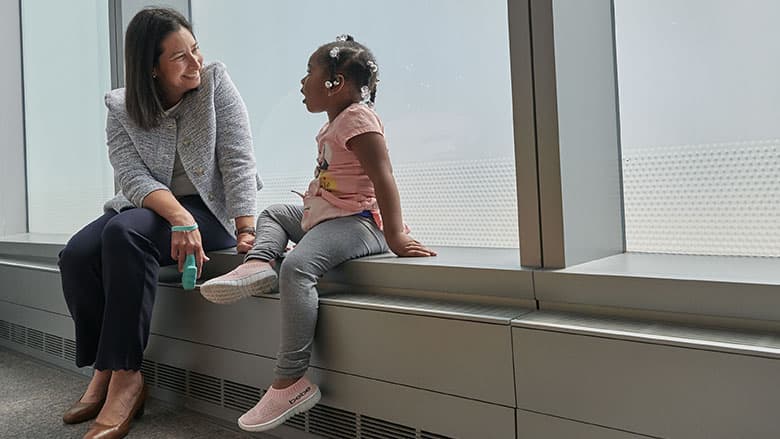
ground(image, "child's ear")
xmin=328 ymin=74 xmax=346 ymax=96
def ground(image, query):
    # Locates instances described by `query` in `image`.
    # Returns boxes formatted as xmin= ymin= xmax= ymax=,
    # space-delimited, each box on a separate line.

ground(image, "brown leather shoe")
xmin=62 ymin=393 xmax=106 ymax=424
xmin=82 ymin=386 xmax=147 ymax=439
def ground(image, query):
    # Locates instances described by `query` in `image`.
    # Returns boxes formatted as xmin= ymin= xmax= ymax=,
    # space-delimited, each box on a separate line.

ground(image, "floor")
xmin=0 ymin=347 xmax=273 ymax=439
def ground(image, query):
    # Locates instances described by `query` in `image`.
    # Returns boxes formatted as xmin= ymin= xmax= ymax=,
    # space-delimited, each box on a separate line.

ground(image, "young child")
xmin=200 ymin=35 xmax=436 ymax=432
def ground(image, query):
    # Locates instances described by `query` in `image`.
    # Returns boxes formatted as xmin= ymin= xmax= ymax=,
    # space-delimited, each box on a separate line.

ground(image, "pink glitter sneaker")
xmin=238 ymin=377 xmax=321 ymax=432
xmin=199 ymin=260 xmax=277 ymax=304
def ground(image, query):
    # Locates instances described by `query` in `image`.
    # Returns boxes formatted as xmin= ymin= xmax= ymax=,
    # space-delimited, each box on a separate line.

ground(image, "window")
xmin=22 ymin=0 xmax=114 ymax=234
xmin=615 ymin=0 xmax=780 ymax=257
xmin=191 ymin=0 xmax=519 ymax=248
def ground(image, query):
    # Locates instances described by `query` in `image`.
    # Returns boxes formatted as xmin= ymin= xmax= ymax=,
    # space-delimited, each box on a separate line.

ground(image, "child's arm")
xmin=349 ymin=132 xmax=436 ymax=257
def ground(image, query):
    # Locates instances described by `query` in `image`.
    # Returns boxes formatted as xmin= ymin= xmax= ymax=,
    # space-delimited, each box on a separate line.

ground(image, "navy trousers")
xmin=59 ymin=195 xmax=235 ymax=371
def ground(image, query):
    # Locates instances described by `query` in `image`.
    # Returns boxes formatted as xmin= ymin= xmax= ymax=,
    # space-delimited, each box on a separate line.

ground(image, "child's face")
xmin=300 ymin=52 xmax=330 ymax=113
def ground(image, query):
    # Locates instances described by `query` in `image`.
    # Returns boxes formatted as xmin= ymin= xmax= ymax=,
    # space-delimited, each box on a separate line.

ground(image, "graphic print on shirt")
xmin=315 ymin=142 xmax=336 ymax=191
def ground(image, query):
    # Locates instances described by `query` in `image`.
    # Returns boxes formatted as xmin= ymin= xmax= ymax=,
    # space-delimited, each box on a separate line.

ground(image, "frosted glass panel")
xmin=22 ymin=0 xmax=114 ymax=234
xmin=191 ymin=0 xmax=518 ymax=248
xmin=615 ymin=0 xmax=780 ymax=257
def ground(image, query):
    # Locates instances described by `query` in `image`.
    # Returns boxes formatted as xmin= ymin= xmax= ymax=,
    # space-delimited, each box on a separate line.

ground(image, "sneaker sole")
xmin=237 ymin=387 xmax=321 ymax=432
xmin=199 ymin=271 xmax=278 ymax=304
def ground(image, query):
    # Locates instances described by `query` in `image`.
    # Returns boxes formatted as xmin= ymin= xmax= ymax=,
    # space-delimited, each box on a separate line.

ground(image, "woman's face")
xmin=154 ymin=27 xmax=203 ymax=106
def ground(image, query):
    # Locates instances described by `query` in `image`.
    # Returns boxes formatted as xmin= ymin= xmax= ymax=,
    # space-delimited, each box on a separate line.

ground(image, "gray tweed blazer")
xmin=103 ymin=61 xmax=261 ymax=235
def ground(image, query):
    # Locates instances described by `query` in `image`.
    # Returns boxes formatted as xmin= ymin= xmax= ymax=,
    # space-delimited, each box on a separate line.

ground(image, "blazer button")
xmin=183 ymin=139 xmax=191 ymax=146
xmin=195 ymin=168 xmax=204 ymax=176
xmin=207 ymin=194 xmax=215 ymax=201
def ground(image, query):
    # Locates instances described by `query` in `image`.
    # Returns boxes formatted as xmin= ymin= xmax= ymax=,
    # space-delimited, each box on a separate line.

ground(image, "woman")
xmin=58 ymin=8 xmax=260 ymax=439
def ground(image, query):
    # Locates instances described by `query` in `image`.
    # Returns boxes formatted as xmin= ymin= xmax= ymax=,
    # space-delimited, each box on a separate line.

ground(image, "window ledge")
xmin=2 ymin=234 xmax=778 ymax=325
xmin=0 ymin=233 xmax=535 ymax=305
xmin=534 ymin=252 xmax=780 ymax=324
xmin=195 ymin=245 xmax=535 ymax=304
xmin=0 ymin=233 xmax=69 ymax=260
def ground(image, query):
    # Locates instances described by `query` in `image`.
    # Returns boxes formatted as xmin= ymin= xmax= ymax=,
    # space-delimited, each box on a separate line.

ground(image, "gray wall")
xmin=0 ymin=1 xmax=27 ymax=236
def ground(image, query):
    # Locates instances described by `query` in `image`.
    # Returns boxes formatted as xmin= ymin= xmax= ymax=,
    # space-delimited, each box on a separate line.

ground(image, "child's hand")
xmin=236 ymin=232 xmax=255 ymax=254
xmin=387 ymin=233 xmax=437 ymax=257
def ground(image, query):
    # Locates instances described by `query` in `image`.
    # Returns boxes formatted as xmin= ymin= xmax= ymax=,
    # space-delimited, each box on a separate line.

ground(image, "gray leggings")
xmin=246 ymin=204 xmax=388 ymax=378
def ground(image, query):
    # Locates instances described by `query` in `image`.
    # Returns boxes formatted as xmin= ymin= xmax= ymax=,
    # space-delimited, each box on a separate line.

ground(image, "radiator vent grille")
xmin=63 ymin=339 xmax=77 ymax=362
xmin=0 ymin=320 xmax=77 ymax=364
xmin=1 ymin=320 xmax=455 ymax=439
xmin=223 ymin=380 xmax=261 ymax=412
xmin=188 ymin=371 xmax=221 ymax=405
xmin=286 ymin=412 xmax=307 ymax=431
xmin=362 ymin=415 xmax=417 ymax=439
xmin=309 ymin=404 xmax=357 ymax=439
xmin=10 ymin=323 xmax=25 ymax=345
xmin=141 ymin=360 xmax=157 ymax=387
xmin=27 ymin=328 xmax=44 ymax=352
xmin=157 ymin=363 xmax=186 ymax=394
xmin=0 ymin=320 xmax=10 ymax=340
xmin=44 ymin=333 xmax=64 ymax=357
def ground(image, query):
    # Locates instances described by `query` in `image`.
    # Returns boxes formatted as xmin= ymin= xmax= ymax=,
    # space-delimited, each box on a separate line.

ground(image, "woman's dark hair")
xmin=124 ymin=8 xmax=193 ymax=129
xmin=316 ymin=35 xmax=379 ymax=106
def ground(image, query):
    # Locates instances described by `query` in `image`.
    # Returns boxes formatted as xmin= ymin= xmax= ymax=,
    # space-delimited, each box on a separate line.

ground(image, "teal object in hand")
xmin=182 ymin=254 xmax=197 ymax=290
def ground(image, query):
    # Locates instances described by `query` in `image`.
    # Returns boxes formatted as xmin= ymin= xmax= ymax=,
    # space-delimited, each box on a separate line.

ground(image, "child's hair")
xmin=316 ymin=35 xmax=379 ymax=106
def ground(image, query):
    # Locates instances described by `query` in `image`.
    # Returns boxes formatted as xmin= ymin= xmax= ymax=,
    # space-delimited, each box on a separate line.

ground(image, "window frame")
xmin=0 ymin=0 xmax=28 ymax=236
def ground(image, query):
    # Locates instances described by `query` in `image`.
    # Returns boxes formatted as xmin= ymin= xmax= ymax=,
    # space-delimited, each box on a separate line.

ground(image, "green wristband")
xmin=171 ymin=223 xmax=199 ymax=232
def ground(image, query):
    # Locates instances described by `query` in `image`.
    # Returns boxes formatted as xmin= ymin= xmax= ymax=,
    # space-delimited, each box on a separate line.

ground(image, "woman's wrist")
xmin=234 ymin=226 xmax=256 ymax=237
xmin=169 ymin=212 xmax=196 ymax=226
xmin=234 ymin=215 xmax=255 ymax=229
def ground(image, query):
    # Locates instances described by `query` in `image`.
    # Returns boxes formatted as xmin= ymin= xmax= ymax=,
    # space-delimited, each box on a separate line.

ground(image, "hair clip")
xmin=329 ymin=47 xmax=340 ymax=59
xmin=367 ymin=60 xmax=378 ymax=73
xmin=336 ymin=34 xmax=349 ymax=42
xmin=360 ymin=85 xmax=371 ymax=102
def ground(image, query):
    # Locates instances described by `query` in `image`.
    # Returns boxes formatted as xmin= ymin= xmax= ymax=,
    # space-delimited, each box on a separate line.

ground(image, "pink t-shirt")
xmin=299 ymin=103 xmax=384 ymax=231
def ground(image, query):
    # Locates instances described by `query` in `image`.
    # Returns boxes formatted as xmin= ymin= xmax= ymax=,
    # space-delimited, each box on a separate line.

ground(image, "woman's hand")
xmin=171 ymin=228 xmax=209 ymax=277
xmin=139 ymin=190 xmax=211 ymax=276
xmin=235 ymin=232 xmax=255 ymax=254
xmin=386 ymin=232 xmax=437 ymax=257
